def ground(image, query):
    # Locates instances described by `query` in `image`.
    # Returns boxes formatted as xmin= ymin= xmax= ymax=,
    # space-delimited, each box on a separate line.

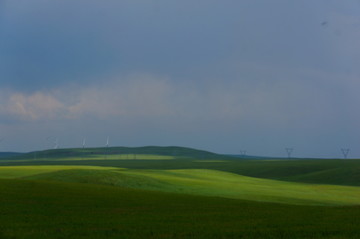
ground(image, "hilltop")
xmin=3 ymin=146 xmax=232 ymax=161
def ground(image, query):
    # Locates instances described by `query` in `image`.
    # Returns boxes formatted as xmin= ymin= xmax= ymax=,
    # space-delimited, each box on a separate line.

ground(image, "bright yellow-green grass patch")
xmin=1 ymin=166 xmax=360 ymax=206
xmin=0 ymin=154 xmax=174 ymax=162
xmin=120 ymin=169 xmax=360 ymax=205
xmin=47 ymin=154 xmax=174 ymax=161
xmin=0 ymin=165 xmax=120 ymax=178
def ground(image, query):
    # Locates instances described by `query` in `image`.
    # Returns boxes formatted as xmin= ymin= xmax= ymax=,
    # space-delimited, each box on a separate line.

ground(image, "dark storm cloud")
xmin=0 ymin=0 xmax=340 ymax=89
xmin=0 ymin=0 xmax=240 ymax=89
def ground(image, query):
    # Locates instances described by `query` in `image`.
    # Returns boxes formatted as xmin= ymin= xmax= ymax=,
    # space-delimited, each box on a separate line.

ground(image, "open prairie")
xmin=1 ymin=147 xmax=360 ymax=238
xmin=1 ymin=165 xmax=360 ymax=206
xmin=3 ymin=1 xmax=359 ymax=238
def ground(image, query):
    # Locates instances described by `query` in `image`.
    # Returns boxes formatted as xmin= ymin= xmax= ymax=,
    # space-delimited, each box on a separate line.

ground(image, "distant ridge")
xmin=1 ymin=149 xmax=341 ymax=161
xmin=227 ymin=154 xmax=337 ymax=160
xmin=10 ymin=146 xmax=234 ymax=160
xmin=0 ymin=152 xmax=24 ymax=158
xmin=227 ymin=154 xmax=279 ymax=160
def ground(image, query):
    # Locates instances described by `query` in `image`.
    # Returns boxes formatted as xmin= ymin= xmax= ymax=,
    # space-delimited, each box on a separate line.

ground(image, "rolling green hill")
xmin=5 ymin=147 xmax=360 ymax=188
xmin=2 ymin=156 xmax=360 ymax=187
xmin=1 ymin=165 xmax=360 ymax=206
xmin=1 ymin=148 xmax=360 ymax=238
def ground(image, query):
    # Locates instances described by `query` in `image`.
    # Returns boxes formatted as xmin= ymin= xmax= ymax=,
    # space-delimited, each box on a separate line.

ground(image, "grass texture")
xmin=0 ymin=178 xmax=360 ymax=238
xmin=1 ymin=166 xmax=360 ymax=205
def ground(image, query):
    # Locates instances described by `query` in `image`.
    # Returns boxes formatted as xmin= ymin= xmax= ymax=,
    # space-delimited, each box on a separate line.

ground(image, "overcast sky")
xmin=1 ymin=0 xmax=360 ymax=158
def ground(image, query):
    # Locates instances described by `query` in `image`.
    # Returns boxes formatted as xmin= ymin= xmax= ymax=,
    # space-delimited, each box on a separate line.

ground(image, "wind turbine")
xmin=106 ymin=136 xmax=109 ymax=148
xmin=240 ymin=150 xmax=247 ymax=157
xmin=46 ymin=136 xmax=58 ymax=149
xmin=82 ymin=137 xmax=86 ymax=148
xmin=104 ymin=136 xmax=109 ymax=160
xmin=80 ymin=137 xmax=87 ymax=160
xmin=54 ymin=138 xmax=59 ymax=149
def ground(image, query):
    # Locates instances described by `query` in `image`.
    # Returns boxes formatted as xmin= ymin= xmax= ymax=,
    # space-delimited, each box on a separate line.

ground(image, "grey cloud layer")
xmin=2 ymin=1 xmax=359 ymax=89
xmin=1 ymin=1 xmax=360 ymax=156
xmin=2 ymin=66 xmax=358 ymax=125
xmin=1 ymin=67 xmax=359 ymax=156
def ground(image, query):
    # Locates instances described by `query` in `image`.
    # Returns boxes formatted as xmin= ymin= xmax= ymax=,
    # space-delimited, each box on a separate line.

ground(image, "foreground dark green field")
xmin=1 ymin=146 xmax=360 ymax=238
xmin=1 ymin=179 xmax=360 ymax=239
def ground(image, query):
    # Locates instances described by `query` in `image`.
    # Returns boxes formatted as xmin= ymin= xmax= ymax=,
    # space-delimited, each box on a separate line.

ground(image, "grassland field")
xmin=2 ymin=178 xmax=360 ymax=239
xmin=1 ymin=147 xmax=360 ymax=238
xmin=3 ymin=156 xmax=360 ymax=186
xmin=1 ymin=165 xmax=360 ymax=206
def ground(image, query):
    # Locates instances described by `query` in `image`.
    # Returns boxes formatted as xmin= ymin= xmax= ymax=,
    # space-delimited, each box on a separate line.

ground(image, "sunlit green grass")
xmin=1 ymin=166 xmax=360 ymax=206
xmin=121 ymin=169 xmax=360 ymax=205
xmin=0 ymin=165 xmax=118 ymax=178
xmin=1 ymin=161 xmax=360 ymax=238
xmin=4 ymin=155 xmax=360 ymax=187
xmin=2 ymin=149 xmax=360 ymax=238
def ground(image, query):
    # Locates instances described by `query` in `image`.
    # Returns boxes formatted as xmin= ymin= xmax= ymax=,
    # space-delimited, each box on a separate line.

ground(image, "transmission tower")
xmin=341 ymin=148 xmax=350 ymax=159
xmin=285 ymin=148 xmax=294 ymax=159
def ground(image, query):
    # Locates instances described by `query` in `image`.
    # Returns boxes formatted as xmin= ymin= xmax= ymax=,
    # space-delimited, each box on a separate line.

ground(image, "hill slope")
xmin=2 ymin=157 xmax=360 ymax=187
xmin=1 ymin=166 xmax=360 ymax=205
